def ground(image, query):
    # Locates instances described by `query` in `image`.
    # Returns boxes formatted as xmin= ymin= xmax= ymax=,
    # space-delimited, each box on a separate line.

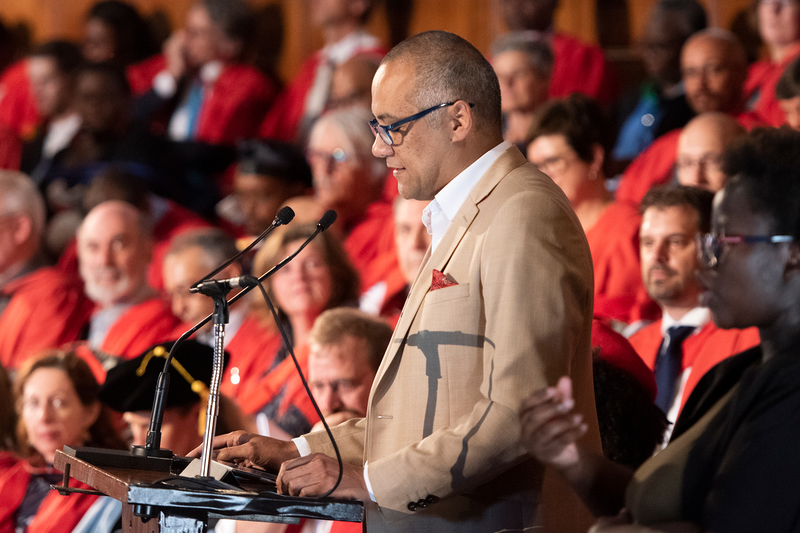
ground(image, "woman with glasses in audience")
xmin=235 ymin=223 xmax=361 ymax=440
xmin=0 ymin=351 xmax=126 ymax=533
xmin=526 ymin=93 xmax=656 ymax=326
xmin=519 ymin=127 xmax=800 ymax=532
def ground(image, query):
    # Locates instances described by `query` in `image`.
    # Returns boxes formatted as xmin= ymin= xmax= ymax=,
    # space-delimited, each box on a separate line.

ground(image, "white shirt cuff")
xmin=153 ymin=70 xmax=177 ymax=98
xmin=363 ymin=463 xmax=377 ymax=502
xmin=292 ymin=436 xmax=311 ymax=457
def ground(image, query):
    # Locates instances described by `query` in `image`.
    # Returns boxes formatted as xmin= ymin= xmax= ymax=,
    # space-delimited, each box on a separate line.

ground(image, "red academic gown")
xmin=585 ymin=202 xmax=656 ymax=324
xmin=127 ymin=55 xmax=279 ymax=145
xmin=236 ymin=342 xmax=320 ymax=434
xmin=0 ymin=267 xmax=93 ymax=371
xmin=258 ymin=42 xmax=387 ymax=142
xmin=550 ymin=33 xmax=617 ymax=107
xmin=183 ymin=315 xmax=283 ymax=403
xmin=343 ymin=201 xmax=398 ymax=292
xmin=629 ymin=319 xmax=760 ymax=414
xmin=76 ymin=298 xmax=181 ymax=383
xmin=614 ymin=110 xmax=766 ymax=205
xmin=0 ymin=60 xmax=40 ymax=142
xmin=744 ymin=43 xmax=800 ymax=127
xmin=0 ymin=122 xmax=21 ymax=169
xmin=0 ymin=453 xmax=100 ymax=533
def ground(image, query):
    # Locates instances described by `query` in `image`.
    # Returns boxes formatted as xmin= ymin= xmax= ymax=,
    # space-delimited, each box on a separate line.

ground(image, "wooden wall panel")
xmin=0 ymin=0 xmax=761 ymax=83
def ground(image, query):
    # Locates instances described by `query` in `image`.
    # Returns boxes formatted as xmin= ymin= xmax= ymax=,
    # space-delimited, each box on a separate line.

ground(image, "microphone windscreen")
xmin=318 ymin=210 xmax=337 ymax=231
xmin=276 ymin=206 xmax=295 ymax=225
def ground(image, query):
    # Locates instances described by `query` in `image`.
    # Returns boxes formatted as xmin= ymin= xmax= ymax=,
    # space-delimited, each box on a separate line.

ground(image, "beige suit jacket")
xmin=306 ymin=146 xmax=601 ymax=532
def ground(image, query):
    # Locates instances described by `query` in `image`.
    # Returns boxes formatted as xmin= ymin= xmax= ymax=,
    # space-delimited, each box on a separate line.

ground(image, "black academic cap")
xmin=236 ymin=138 xmax=313 ymax=188
xmin=99 ymin=340 xmax=228 ymax=413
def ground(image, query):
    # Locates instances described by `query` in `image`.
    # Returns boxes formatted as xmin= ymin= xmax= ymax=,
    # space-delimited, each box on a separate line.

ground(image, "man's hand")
xmin=519 ymin=376 xmax=587 ymax=470
xmin=163 ymin=30 xmax=187 ymax=80
xmin=276 ymin=453 xmax=369 ymax=500
xmin=187 ymin=430 xmax=300 ymax=472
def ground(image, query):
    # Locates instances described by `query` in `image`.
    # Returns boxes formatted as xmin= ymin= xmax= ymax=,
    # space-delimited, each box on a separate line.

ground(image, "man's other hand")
xmin=277 ymin=453 xmax=368 ymax=500
xmin=187 ymin=430 xmax=300 ymax=472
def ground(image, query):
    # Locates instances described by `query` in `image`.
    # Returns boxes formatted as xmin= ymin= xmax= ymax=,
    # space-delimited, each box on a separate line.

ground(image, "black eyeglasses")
xmin=697 ymin=232 xmax=794 ymax=269
xmin=369 ymin=101 xmax=474 ymax=146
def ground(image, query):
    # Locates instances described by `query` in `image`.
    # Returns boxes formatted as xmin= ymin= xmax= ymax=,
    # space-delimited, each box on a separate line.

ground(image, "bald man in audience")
xmin=327 ymin=53 xmax=382 ymax=112
xmin=674 ymin=112 xmax=745 ymax=191
xmin=0 ymin=171 xmax=92 ymax=371
xmin=77 ymin=200 xmax=180 ymax=374
xmin=617 ymin=29 xmax=763 ymax=204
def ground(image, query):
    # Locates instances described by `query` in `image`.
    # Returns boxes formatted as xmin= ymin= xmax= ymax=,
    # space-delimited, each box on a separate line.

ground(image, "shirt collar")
xmin=660 ymin=306 xmax=711 ymax=335
xmin=323 ymin=30 xmax=381 ymax=64
xmin=200 ymin=61 xmax=224 ymax=84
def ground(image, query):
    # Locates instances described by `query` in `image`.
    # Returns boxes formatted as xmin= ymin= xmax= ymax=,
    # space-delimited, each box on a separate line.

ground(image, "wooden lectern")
xmin=53 ymin=446 xmax=363 ymax=533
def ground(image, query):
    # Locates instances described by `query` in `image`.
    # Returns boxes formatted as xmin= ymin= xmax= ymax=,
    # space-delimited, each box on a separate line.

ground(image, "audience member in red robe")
xmin=237 ymin=223 xmax=361 ymax=438
xmin=744 ymin=0 xmax=800 ymax=126
xmin=500 ymin=0 xmax=616 ymax=106
xmin=0 ymin=171 xmax=92 ymax=372
xmin=616 ymin=29 xmax=760 ymax=204
xmin=775 ymin=54 xmax=800 ymax=130
xmin=260 ymin=308 xmax=391 ymax=533
xmin=628 ymin=186 xmax=760 ymax=427
xmin=76 ymin=200 xmax=180 ymax=369
xmin=527 ymin=94 xmax=654 ymax=325
xmin=162 ymin=228 xmax=280 ymax=402
xmin=308 ymin=107 xmax=397 ymax=292
xmin=258 ymin=0 xmax=386 ymax=144
xmin=129 ymin=0 xmax=277 ymax=146
xmin=673 ymin=112 xmax=746 ymax=192
xmin=359 ymin=196 xmax=430 ymax=325
xmin=491 ymin=32 xmax=552 ymax=147
xmin=0 ymin=351 xmax=126 ymax=533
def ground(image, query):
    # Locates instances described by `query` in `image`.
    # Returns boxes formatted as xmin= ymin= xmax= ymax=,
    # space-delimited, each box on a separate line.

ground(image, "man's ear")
xmin=450 ymin=100 xmax=474 ymax=143
xmin=589 ymin=143 xmax=605 ymax=180
xmin=785 ymin=242 xmax=800 ymax=275
xmin=11 ymin=215 xmax=33 ymax=246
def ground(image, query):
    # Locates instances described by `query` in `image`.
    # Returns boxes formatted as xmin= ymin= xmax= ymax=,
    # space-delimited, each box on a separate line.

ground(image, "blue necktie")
xmin=653 ymin=325 xmax=696 ymax=413
xmin=185 ymin=79 xmax=204 ymax=140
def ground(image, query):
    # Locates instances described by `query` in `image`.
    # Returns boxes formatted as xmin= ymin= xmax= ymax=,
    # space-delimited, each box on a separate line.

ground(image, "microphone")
xmin=141 ymin=210 xmax=337 ymax=457
xmin=190 ymin=275 xmax=258 ymax=294
xmin=318 ymin=209 xmax=337 ymax=231
xmin=188 ymin=206 xmax=295 ymax=293
xmin=275 ymin=205 xmax=295 ymax=226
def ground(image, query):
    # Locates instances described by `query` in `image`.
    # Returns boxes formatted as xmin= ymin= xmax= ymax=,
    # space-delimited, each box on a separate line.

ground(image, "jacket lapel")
xmin=371 ymin=146 xmax=529 ymax=387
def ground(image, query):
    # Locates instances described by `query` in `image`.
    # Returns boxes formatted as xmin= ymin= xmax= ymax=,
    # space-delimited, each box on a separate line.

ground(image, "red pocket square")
xmin=431 ymin=269 xmax=458 ymax=291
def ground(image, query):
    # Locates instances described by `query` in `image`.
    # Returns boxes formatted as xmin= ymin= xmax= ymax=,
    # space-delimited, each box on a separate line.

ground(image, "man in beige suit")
xmin=205 ymin=30 xmax=600 ymax=532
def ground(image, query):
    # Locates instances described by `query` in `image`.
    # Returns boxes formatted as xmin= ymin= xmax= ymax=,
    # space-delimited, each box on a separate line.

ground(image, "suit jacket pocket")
xmin=423 ymin=283 xmax=470 ymax=306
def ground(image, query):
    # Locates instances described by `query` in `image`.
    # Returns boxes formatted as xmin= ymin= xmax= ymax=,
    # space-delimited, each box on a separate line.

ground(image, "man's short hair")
xmin=237 ymin=138 xmax=313 ymax=188
xmin=309 ymin=308 xmax=392 ymax=372
xmin=382 ymin=30 xmax=503 ymax=134
xmin=639 ymin=185 xmax=715 ymax=234
xmin=722 ymin=127 xmax=800 ymax=240
xmin=526 ymin=93 xmax=611 ymax=163
xmin=0 ymin=171 xmax=46 ymax=238
xmin=29 ymin=40 xmax=83 ymax=76
xmin=491 ymin=33 xmax=554 ymax=79
xmin=77 ymin=60 xmax=131 ymax=97
xmin=198 ymin=0 xmax=253 ymax=42
xmin=167 ymin=228 xmax=239 ymax=267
